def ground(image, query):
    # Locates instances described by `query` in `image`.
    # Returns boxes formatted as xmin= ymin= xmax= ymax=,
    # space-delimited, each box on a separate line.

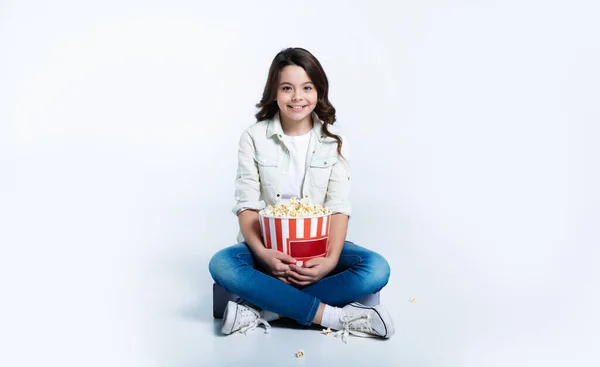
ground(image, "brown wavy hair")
xmin=255 ymin=47 xmax=343 ymax=157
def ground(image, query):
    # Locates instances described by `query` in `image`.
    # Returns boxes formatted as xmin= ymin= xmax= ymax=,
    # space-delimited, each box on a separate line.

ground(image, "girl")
xmin=208 ymin=47 xmax=394 ymax=343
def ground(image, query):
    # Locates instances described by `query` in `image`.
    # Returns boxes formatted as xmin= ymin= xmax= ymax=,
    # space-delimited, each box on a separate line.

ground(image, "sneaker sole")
xmin=221 ymin=301 xmax=239 ymax=335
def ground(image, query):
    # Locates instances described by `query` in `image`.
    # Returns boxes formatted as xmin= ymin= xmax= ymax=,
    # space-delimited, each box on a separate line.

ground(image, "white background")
xmin=1 ymin=0 xmax=599 ymax=366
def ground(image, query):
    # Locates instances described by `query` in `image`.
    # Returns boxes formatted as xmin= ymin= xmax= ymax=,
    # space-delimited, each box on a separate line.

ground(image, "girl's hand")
xmin=255 ymin=248 xmax=297 ymax=284
xmin=286 ymin=257 xmax=337 ymax=287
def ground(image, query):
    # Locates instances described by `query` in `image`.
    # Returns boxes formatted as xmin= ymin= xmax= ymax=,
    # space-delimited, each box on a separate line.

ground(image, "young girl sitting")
xmin=208 ymin=47 xmax=394 ymax=343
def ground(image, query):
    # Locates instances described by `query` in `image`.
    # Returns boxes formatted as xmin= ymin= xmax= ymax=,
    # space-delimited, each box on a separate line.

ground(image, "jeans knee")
xmin=209 ymin=244 xmax=253 ymax=291
xmin=208 ymin=248 xmax=234 ymax=285
xmin=208 ymin=251 xmax=222 ymax=282
xmin=366 ymin=253 xmax=391 ymax=290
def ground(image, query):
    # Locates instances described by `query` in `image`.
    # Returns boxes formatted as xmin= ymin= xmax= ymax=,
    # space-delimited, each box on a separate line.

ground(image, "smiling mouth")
xmin=289 ymin=105 xmax=307 ymax=111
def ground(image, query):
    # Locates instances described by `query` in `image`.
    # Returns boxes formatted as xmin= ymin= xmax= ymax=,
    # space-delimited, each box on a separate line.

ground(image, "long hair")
xmin=255 ymin=47 xmax=343 ymax=157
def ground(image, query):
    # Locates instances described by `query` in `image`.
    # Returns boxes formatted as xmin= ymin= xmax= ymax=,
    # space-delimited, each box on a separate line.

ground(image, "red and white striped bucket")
xmin=259 ymin=213 xmax=332 ymax=263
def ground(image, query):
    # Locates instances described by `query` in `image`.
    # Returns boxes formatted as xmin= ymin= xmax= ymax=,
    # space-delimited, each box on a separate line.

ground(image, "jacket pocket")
xmin=309 ymin=156 xmax=337 ymax=188
xmin=254 ymin=152 xmax=279 ymax=187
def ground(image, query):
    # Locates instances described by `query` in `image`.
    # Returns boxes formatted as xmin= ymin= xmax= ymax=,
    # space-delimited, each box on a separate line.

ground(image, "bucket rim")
xmin=259 ymin=212 xmax=332 ymax=220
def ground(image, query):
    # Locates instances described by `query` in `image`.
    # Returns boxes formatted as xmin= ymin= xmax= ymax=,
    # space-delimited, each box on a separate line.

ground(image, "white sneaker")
xmin=334 ymin=302 xmax=395 ymax=343
xmin=221 ymin=301 xmax=271 ymax=335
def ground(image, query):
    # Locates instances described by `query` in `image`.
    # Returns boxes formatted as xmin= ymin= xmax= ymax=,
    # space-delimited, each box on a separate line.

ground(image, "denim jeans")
xmin=208 ymin=241 xmax=391 ymax=326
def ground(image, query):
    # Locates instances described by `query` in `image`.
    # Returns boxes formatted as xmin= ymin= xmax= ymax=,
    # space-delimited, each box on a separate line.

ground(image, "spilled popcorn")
xmin=295 ymin=350 xmax=305 ymax=358
xmin=408 ymin=297 xmax=417 ymax=303
xmin=322 ymin=327 xmax=333 ymax=335
xmin=260 ymin=197 xmax=330 ymax=217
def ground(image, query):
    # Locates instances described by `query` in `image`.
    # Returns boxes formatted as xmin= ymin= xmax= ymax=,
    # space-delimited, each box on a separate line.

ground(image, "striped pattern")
xmin=260 ymin=215 xmax=331 ymax=261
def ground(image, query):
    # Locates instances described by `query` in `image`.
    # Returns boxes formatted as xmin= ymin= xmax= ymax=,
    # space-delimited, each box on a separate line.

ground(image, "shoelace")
xmin=334 ymin=313 xmax=374 ymax=343
xmin=236 ymin=307 xmax=272 ymax=335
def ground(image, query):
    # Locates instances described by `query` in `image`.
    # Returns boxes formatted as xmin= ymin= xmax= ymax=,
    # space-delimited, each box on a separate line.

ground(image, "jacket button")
xmin=324 ymin=161 xmax=327 ymax=165
xmin=276 ymin=193 xmax=281 ymax=197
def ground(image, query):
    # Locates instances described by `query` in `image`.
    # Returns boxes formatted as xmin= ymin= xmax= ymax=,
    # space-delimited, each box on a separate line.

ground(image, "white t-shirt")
xmin=280 ymin=130 xmax=312 ymax=203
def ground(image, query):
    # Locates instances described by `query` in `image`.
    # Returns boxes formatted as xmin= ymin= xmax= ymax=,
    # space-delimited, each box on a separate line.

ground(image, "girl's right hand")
xmin=255 ymin=248 xmax=297 ymax=284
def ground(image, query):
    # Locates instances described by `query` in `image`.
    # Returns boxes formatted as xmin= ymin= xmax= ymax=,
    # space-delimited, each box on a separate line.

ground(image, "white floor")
xmin=126 ymin=248 xmax=597 ymax=367
xmin=137 ymin=258 xmax=432 ymax=367
xmin=2 ymin=235 xmax=596 ymax=367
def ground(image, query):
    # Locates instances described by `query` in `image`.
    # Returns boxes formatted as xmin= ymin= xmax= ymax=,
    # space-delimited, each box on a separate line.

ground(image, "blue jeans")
xmin=208 ymin=241 xmax=391 ymax=326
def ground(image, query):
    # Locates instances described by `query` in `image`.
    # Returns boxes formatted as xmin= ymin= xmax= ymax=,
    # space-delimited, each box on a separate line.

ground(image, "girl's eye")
xmin=282 ymin=86 xmax=292 ymax=91
xmin=304 ymin=86 xmax=313 ymax=90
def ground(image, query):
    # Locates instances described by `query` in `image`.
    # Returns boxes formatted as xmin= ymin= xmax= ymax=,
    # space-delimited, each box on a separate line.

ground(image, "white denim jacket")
xmin=233 ymin=112 xmax=351 ymax=243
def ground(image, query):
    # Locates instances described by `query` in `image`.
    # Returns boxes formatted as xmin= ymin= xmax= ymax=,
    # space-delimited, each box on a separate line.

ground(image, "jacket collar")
xmin=266 ymin=111 xmax=329 ymax=143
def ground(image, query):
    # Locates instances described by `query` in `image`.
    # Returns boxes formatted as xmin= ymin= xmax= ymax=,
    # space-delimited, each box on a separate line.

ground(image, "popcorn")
xmin=408 ymin=297 xmax=417 ymax=303
xmin=322 ymin=327 xmax=333 ymax=335
xmin=260 ymin=197 xmax=330 ymax=217
xmin=295 ymin=350 xmax=305 ymax=358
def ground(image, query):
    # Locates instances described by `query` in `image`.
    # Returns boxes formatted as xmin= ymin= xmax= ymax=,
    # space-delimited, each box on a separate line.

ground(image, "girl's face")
xmin=276 ymin=65 xmax=318 ymax=129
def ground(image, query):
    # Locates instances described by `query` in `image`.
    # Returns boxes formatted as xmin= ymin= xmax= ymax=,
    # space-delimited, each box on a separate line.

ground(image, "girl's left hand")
xmin=286 ymin=257 xmax=337 ymax=287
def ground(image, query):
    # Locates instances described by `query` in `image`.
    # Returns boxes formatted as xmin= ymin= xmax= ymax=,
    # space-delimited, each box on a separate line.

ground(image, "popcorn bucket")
xmin=259 ymin=213 xmax=332 ymax=264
